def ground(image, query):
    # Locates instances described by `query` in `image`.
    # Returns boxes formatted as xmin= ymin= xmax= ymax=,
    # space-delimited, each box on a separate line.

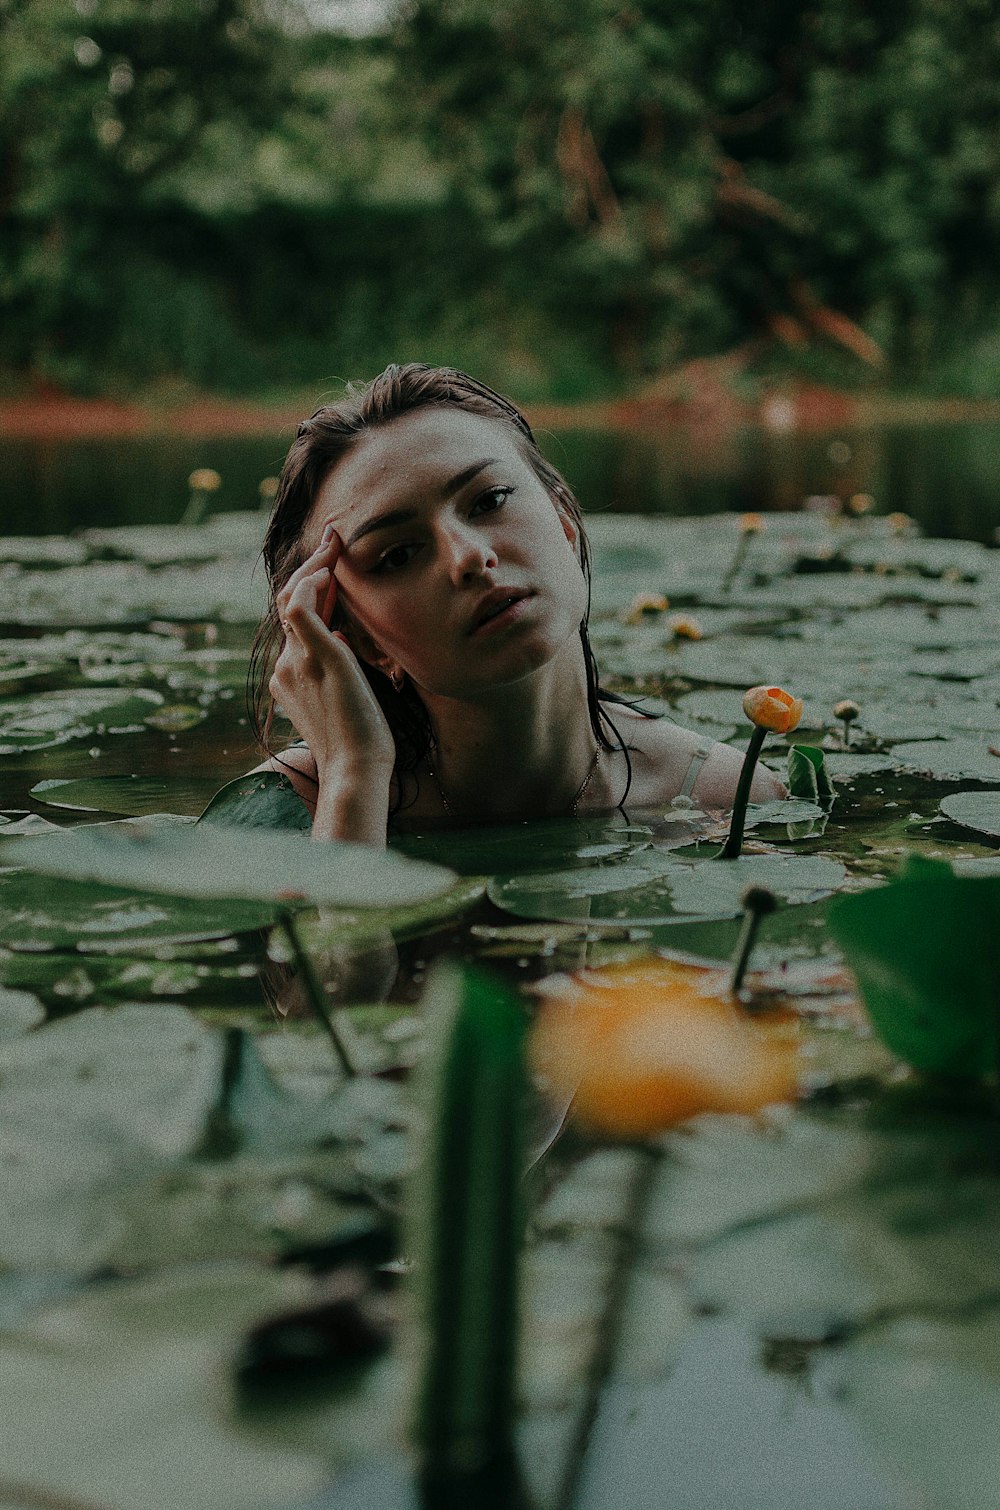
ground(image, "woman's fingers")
xmin=282 ymin=567 xmax=331 ymax=633
xmin=276 ymin=530 xmax=341 ymax=614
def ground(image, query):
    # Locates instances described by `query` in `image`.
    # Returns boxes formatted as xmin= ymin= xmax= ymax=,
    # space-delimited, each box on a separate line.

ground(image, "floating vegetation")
xmin=2 ymin=505 xmax=1000 ymax=1507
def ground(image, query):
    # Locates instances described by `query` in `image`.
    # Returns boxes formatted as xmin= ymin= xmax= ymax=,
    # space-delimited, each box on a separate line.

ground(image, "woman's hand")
xmin=270 ymin=530 xmax=396 ymax=841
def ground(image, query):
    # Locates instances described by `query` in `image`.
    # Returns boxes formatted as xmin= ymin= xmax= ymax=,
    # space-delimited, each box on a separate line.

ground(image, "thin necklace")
xmin=428 ymin=742 xmax=602 ymax=820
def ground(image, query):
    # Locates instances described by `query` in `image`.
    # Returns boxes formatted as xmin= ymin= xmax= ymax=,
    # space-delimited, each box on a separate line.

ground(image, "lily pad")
xmin=393 ymin=812 xmax=655 ymax=877
xmin=0 ymin=687 xmax=164 ymax=753
xmin=0 ymin=867 xmax=278 ymax=952
xmin=827 ymin=868 xmax=1000 ymax=1076
xmin=889 ymin=739 xmax=1000 ymax=782
xmin=199 ymin=769 xmax=312 ymax=832
xmin=939 ymin=790 xmax=1000 ymax=840
xmin=0 ymin=1262 xmax=331 ymax=1510
xmin=0 ymin=1004 xmax=407 ymax=1272
xmin=488 ymin=851 xmax=847 ymax=925
xmin=33 ymin=774 xmax=219 ymax=817
xmin=2 ymin=821 xmax=457 ymax=909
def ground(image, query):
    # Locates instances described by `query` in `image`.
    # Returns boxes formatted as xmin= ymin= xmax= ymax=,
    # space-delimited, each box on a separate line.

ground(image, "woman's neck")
xmin=420 ymin=643 xmax=601 ymax=820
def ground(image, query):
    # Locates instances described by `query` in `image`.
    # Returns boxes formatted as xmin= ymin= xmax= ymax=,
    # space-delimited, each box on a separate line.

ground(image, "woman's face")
xmin=302 ymin=406 xmax=589 ymax=699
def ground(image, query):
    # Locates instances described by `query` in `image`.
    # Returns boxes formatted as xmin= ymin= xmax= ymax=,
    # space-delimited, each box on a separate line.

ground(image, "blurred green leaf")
xmin=827 ymin=868 xmax=1000 ymax=1075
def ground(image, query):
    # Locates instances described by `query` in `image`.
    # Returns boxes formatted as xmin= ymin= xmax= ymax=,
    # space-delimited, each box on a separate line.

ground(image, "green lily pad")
xmin=32 ymin=774 xmax=219 ymax=817
xmin=2 ymin=821 xmax=456 ymax=909
xmin=835 ymin=1307 xmax=1000 ymax=1510
xmin=0 ymin=1004 xmax=407 ymax=1273
xmin=0 ymin=687 xmax=164 ymax=753
xmin=488 ymin=851 xmax=847 ymax=924
xmin=2 ymin=559 xmax=266 ymax=627
xmin=199 ymin=770 xmax=312 ymax=832
xmin=827 ymin=868 xmax=1000 ymax=1075
xmin=393 ymin=812 xmax=655 ymax=877
xmin=0 ymin=982 xmax=44 ymax=1037
xmin=940 ymin=790 xmax=1000 ymax=840
xmin=889 ymin=739 xmax=1000 ymax=782
xmin=301 ymin=876 xmax=487 ymax=950
xmin=0 ymin=1262 xmax=331 ymax=1510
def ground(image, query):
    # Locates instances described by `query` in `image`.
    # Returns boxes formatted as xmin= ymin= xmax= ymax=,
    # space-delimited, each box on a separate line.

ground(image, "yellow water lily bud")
xmin=624 ymin=591 xmax=669 ymax=624
xmin=847 ymin=493 xmax=874 ymax=515
xmin=669 ymin=614 xmax=703 ymax=641
xmin=833 ymin=699 xmax=860 ymax=723
xmin=887 ymin=511 xmax=912 ymax=534
xmin=188 ymin=468 xmax=222 ymax=492
xmin=258 ymin=476 xmax=280 ymax=502
xmin=739 ymin=512 xmax=765 ymax=534
xmin=742 ymin=685 xmax=803 ymax=734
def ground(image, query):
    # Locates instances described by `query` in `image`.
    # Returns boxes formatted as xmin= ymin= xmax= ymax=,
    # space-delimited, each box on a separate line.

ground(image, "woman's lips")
xmin=471 ymin=592 xmax=534 ymax=636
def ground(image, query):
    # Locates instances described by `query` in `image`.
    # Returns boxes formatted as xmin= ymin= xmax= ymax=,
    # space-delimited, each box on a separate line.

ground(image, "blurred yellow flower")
xmin=258 ymin=476 xmax=280 ymax=502
xmin=188 ymin=468 xmax=222 ymax=492
xmin=742 ymin=685 xmax=803 ymax=734
xmin=624 ymin=591 xmax=669 ymax=624
xmin=530 ymin=956 xmax=798 ymax=1138
xmin=739 ymin=512 xmax=765 ymax=534
xmin=669 ymin=614 xmax=703 ymax=641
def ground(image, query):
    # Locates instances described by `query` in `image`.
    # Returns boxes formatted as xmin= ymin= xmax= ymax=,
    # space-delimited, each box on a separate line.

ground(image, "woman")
xmin=248 ymin=363 xmax=780 ymax=846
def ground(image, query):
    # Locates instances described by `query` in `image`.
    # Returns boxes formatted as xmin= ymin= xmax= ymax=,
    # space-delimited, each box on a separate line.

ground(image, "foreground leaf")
xmin=827 ymin=868 xmax=1000 ymax=1075
xmin=2 ymin=821 xmax=456 ymax=908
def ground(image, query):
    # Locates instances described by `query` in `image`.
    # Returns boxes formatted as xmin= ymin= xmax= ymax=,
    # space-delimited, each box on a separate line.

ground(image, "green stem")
xmin=730 ymin=908 xmax=763 ymax=994
xmin=718 ymin=725 xmax=767 ymax=860
xmin=720 ymin=532 xmax=750 ymax=592
xmin=180 ymin=489 xmax=209 ymax=526
xmin=278 ymin=909 xmax=356 ymax=1078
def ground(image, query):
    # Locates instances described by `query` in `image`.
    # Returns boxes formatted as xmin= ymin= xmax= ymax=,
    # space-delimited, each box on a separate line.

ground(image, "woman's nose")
xmin=441 ymin=523 xmax=498 ymax=580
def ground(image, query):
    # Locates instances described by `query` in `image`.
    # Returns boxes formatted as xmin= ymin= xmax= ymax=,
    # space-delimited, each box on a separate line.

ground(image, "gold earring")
xmin=390 ymin=668 xmax=404 ymax=692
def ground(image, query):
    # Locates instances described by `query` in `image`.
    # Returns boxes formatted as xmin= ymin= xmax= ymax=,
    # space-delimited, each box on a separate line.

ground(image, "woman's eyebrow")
xmin=345 ymin=458 xmax=499 ymax=546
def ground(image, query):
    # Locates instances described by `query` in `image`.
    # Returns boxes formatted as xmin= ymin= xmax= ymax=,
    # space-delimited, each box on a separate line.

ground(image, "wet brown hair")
xmin=248 ymin=362 xmax=638 ymax=815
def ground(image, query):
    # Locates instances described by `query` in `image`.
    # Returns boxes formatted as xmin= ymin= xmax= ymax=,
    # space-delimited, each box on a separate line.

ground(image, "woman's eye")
xmin=471 ymin=485 xmax=515 ymax=516
xmin=373 ymin=542 xmax=420 ymax=574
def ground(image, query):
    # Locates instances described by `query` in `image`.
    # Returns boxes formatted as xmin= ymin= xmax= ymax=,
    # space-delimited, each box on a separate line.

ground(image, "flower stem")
xmin=718 ymin=725 xmax=767 ymax=860
xmin=729 ymin=887 xmax=777 ymax=994
xmin=278 ymin=908 xmax=356 ymax=1078
xmin=720 ymin=534 xmax=750 ymax=593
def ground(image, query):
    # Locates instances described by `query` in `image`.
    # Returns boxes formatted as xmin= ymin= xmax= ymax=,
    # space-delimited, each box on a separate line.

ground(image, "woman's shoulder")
xmin=606 ymin=704 xmax=783 ymax=807
xmin=247 ymin=744 xmax=320 ymax=812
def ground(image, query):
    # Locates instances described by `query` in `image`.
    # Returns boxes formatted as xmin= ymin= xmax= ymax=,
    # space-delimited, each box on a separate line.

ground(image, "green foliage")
xmin=4 ymin=0 xmax=1000 ymax=393
xmin=786 ymin=744 xmax=834 ymax=804
xmin=827 ymin=863 xmax=1000 ymax=1077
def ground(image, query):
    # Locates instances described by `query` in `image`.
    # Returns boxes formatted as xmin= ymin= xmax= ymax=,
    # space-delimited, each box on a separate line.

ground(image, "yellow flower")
xmin=669 ymin=614 xmax=703 ymax=641
xmin=188 ymin=468 xmax=222 ymax=492
xmin=847 ymin=493 xmax=874 ymax=515
xmin=530 ymin=956 xmax=798 ymax=1138
xmin=624 ymin=591 xmax=669 ymax=625
xmin=739 ymin=512 xmax=765 ymax=534
xmin=742 ymin=685 xmax=803 ymax=734
xmin=887 ymin=511 xmax=912 ymax=533
xmin=258 ymin=476 xmax=280 ymax=502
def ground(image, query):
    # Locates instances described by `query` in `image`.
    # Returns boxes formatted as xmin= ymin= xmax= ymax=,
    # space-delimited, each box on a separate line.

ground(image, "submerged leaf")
xmin=489 ymin=851 xmax=847 ymax=925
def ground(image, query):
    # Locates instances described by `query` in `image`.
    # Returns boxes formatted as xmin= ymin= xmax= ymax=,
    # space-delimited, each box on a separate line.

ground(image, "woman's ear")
xmin=558 ymin=509 xmax=579 ymax=550
xmin=344 ymin=620 xmax=396 ymax=680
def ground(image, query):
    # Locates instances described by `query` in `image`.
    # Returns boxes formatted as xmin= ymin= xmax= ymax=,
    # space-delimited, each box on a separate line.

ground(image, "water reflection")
xmin=5 ymin=419 xmax=1000 ymax=542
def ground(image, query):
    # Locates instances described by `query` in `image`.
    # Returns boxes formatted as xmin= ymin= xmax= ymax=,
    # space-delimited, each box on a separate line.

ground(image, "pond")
xmin=5 ymin=414 xmax=1000 ymax=541
xmin=0 ymin=426 xmax=999 ymax=1510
